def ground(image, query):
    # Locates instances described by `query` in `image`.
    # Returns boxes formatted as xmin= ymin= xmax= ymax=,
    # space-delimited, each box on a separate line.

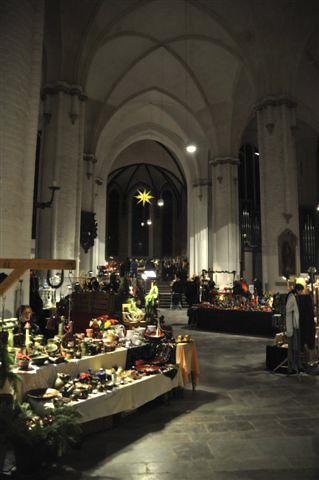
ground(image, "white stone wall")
xmin=188 ymin=183 xmax=209 ymax=275
xmin=37 ymin=85 xmax=85 ymax=267
xmin=211 ymin=158 xmax=240 ymax=287
xmin=257 ymin=99 xmax=300 ymax=292
xmin=0 ymin=0 xmax=44 ymax=315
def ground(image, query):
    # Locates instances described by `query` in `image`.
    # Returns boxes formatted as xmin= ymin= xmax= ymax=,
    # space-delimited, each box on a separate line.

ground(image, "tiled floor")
xmin=49 ymin=309 xmax=319 ymax=480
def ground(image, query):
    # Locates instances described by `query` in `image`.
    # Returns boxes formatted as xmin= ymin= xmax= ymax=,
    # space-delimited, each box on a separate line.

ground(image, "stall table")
xmin=14 ymin=348 xmax=127 ymax=401
xmin=73 ymin=370 xmax=183 ymax=423
xmin=188 ymin=306 xmax=275 ymax=336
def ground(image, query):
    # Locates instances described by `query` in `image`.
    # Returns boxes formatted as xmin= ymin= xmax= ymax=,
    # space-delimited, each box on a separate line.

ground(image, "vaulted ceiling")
xmin=44 ymin=0 xmax=319 ymax=183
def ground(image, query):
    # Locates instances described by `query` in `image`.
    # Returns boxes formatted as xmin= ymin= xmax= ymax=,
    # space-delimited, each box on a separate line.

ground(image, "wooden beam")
xmin=0 ymin=258 xmax=76 ymax=297
xmin=0 ymin=268 xmax=27 ymax=296
xmin=0 ymin=259 xmax=76 ymax=270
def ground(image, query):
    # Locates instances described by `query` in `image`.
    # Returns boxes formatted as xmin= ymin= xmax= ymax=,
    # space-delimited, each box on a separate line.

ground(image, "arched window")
xmin=107 ymin=189 xmax=120 ymax=256
xmin=238 ymin=144 xmax=262 ymax=278
xmin=161 ymin=190 xmax=173 ymax=256
xmin=131 ymin=198 xmax=149 ymax=257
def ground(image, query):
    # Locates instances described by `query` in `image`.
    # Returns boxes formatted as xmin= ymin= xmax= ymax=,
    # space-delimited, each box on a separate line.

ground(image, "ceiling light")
xmin=186 ymin=144 xmax=197 ymax=153
xmin=157 ymin=198 xmax=164 ymax=207
xmin=141 ymin=222 xmax=145 ymax=227
xmin=147 ymin=219 xmax=152 ymax=226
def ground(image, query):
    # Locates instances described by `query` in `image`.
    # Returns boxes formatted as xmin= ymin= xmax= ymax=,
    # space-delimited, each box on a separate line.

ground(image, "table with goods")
xmin=188 ymin=291 xmax=276 ymax=336
xmin=0 ymin=314 xmax=199 ymax=459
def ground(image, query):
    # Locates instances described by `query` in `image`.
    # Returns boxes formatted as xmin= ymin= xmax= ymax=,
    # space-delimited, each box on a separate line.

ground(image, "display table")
xmin=73 ymin=370 xmax=183 ymax=423
xmin=188 ymin=307 xmax=275 ymax=336
xmin=13 ymin=348 xmax=127 ymax=401
xmin=176 ymin=342 xmax=199 ymax=389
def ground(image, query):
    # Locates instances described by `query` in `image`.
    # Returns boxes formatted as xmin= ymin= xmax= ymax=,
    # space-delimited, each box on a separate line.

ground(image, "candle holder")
xmin=34 ymin=185 xmax=60 ymax=209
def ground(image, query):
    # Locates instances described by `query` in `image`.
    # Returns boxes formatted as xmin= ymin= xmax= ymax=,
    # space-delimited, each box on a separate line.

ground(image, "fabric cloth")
xmin=73 ymin=369 xmax=183 ymax=423
xmin=285 ymin=292 xmax=299 ymax=337
xmin=176 ymin=341 xmax=200 ymax=386
xmin=297 ymin=294 xmax=316 ymax=350
xmin=9 ymin=348 xmax=128 ymax=401
xmin=287 ymin=327 xmax=302 ymax=372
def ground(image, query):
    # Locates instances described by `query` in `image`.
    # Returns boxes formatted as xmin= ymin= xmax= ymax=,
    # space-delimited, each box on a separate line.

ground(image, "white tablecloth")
xmin=73 ymin=369 xmax=183 ymax=423
xmin=13 ymin=348 xmax=128 ymax=400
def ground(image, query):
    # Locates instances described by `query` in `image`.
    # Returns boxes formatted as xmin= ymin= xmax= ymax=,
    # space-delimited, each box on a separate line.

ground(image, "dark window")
xmin=107 ymin=190 xmax=120 ymax=256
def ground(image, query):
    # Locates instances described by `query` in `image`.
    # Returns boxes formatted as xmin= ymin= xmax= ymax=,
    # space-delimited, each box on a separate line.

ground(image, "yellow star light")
xmin=134 ymin=189 xmax=154 ymax=206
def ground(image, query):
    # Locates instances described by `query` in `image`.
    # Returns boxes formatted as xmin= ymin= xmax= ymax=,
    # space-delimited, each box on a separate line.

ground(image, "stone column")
xmin=91 ymin=177 xmax=106 ymax=269
xmin=37 ymin=83 xmax=86 ymax=274
xmin=80 ymin=153 xmax=97 ymax=273
xmin=188 ymin=181 xmax=209 ymax=275
xmin=0 ymin=0 xmax=44 ymax=315
xmin=257 ymin=97 xmax=300 ymax=291
xmin=211 ymin=158 xmax=240 ymax=288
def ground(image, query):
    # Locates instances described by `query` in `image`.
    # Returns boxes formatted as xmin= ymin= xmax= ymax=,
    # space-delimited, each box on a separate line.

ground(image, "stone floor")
xmin=49 ymin=309 xmax=319 ymax=480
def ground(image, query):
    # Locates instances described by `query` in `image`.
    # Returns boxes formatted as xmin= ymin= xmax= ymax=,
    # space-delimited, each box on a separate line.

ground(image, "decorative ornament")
xmin=134 ymin=189 xmax=154 ymax=206
xmin=80 ymin=211 xmax=98 ymax=253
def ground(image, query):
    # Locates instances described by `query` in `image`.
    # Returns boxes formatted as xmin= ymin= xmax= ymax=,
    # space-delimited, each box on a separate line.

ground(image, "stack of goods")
xmin=201 ymin=292 xmax=273 ymax=312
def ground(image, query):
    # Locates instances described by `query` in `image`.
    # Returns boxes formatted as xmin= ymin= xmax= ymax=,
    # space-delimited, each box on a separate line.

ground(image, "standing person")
xmin=285 ymin=283 xmax=304 ymax=373
xmin=15 ymin=305 xmax=40 ymax=336
xmin=130 ymin=258 xmax=138 ymax=277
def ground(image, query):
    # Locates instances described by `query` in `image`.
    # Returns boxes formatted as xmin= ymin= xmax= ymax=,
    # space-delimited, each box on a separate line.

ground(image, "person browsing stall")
xmin=285 ymin=282 xmax=304 ymax=373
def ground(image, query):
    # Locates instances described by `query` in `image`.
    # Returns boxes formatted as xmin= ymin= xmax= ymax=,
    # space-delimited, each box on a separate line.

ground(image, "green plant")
xmin=10 ymin=401 xmax=82 ymax=457
xmin=0 ymin=342 xmax=20 ymax=394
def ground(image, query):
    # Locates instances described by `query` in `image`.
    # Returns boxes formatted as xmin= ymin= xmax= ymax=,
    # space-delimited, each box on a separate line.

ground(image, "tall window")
xmin=238 ymin=144 xmax=262 ymax=278
xmin=131 ymin=200 xmax=149 ymax=257
xmin=107 ymin=189 xmax=120 ymax=256
xmin=161 ymin=190 xmax=173 ymax=256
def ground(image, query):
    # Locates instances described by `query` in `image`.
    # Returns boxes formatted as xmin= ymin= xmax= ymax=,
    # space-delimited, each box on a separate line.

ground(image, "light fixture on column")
xmin=157 ymin=198 xmax=164 ymax=207
xmin=147 ymin=219 xmax=152 ymax=226
xmin=316 ymin=203 xmax=319 ymax=212
xmin=186 ymin=144 xmax=197 ymax=153
xmin=254 ymin=150 xmax=260 ymax=156
xmin=141 ymin=221 xmax=145 ymax=227
xmin=34 ymin=182 xmax=60 ymax=209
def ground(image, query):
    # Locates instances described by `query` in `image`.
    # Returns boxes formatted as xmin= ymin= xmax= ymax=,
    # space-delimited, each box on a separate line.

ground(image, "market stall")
xmin=188 ymin=305 xmax=275 ymax=336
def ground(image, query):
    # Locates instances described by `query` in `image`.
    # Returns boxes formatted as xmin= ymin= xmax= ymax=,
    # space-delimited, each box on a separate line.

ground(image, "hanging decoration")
xmin=134 ymin=189 xmax=154 ymax=206
xmin=80 ymin=210 xmax=98 ymax=253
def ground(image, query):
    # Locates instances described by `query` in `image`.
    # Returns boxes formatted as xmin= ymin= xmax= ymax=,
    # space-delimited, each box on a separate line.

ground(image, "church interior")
xmin=2 ymin=1 xmax=319 ymax=479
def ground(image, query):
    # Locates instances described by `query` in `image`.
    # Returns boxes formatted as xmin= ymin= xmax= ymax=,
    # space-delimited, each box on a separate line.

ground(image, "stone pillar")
xmin=211 ymin=158 xmax=240 ymax=287
xmin=92 ymin=177 xmax=106 ymax=269
xmin=80 ymin=153 xmax=97 ymax=273
xmin=0 ymin=0 xmax=44 ymax=315
xmin=257 ymin=97 xmax=300 ymax=291
xmin=37 ymin=83 xmax=86 ymax=275
xmin=188 ymin=181 xmax=209 ymax=275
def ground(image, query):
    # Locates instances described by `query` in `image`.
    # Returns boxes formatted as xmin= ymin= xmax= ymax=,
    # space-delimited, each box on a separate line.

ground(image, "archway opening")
xmin=106 ymin=140 xmax=187 ymax=260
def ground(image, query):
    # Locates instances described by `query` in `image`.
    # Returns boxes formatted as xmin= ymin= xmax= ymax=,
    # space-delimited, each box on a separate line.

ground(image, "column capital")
xmin=255 ymin=95 xmax=297 ymax=112
xmin=209 ymin=157 xmax=240 ymax=167
xmin=41 ymin=81 xmax=87 ymax=102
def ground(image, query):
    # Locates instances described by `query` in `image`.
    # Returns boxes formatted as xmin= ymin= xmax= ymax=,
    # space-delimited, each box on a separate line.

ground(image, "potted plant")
xmin=0 ymin=341 xmax=21 ymax=474
xmin=6 ymin=401 xmax=82 ymax=473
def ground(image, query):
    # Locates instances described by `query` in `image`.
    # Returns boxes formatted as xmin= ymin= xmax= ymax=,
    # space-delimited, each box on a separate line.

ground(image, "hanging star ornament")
xmin=134 ymin=189 xmax=154 ymax=206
